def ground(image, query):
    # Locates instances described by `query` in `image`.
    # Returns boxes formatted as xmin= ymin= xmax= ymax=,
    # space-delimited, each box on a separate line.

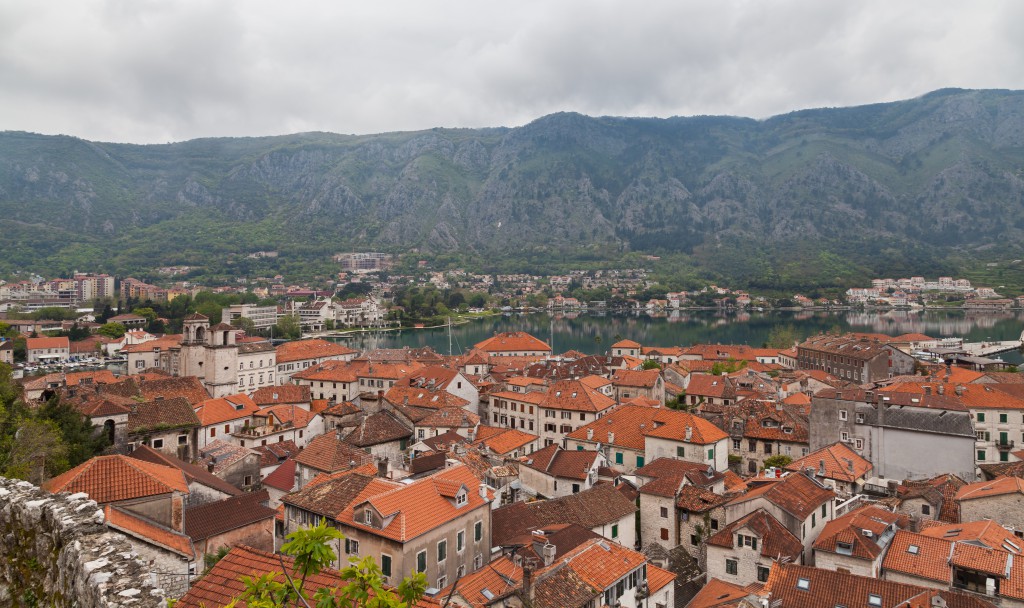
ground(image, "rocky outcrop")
xmin=0 ymin=477 xmax=165 ymax=608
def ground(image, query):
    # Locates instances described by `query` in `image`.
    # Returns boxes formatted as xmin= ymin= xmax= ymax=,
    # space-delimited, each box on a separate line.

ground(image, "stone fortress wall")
xmin=0 ymin=477 xmax=166 ymax=607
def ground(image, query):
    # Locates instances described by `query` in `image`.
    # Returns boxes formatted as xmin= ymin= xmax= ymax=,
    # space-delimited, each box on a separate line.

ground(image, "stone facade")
xmin=959 ymin=493 xmax=1024 ymax=530
xmin=0 ymin=476 xmax=166 ymax=607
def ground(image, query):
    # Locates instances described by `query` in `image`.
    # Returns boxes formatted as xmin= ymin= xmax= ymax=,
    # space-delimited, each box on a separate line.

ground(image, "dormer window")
xmin=364 ymin=509 xmax=373 ymax=525
xmin=456 ymin=491 xmax=468 ymax=507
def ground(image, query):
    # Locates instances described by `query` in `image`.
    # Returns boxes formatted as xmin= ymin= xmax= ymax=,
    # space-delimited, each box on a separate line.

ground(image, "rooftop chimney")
xmin=479 ymin=483 xmax=488 ymax=499
xmin=608 ymin=431 xmax=615 ymax=444
xmin=377 ymin=458 xmax=389 ymax=478
xmin=587 ymin=428 xmax=594 ymax=440
xmin=685 ymin=426 xmax=693 ymax=441
xmin=542 ymin=543 xmax=556 ymax=567
xmin=924 ymin=386 xmax=932 ymax=396
xmin=865 ymin=390 xmax=874 ymax=403
xmin=818 ymin=459 xmax=826 ymax=476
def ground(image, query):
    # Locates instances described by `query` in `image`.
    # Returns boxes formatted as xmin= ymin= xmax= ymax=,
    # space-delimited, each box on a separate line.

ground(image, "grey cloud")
xmin=0 ymin=0 xmax=1022 ymax=143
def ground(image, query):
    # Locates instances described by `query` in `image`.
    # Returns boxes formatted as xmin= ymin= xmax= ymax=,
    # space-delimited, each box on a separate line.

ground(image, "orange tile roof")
xmin=686 ymin=578 xmax=750 ymax=608
xmin=881 ymin=530 xmax=953 ymax=583
xmin=446 ymin=555 xmax=523 ymax=606
xmin=708 ymin=508 xmax=803 ymax=560
xmin=194 ymin=393 xmax=260 ymax=426
xmin=728 ymin=472 xmax=834 ymax=520
xmin=521 ymin=445 xmax=600 ymax=481
xmin=138 ymin=375 xmax=210 ymax=405
xmin=813 ymin=504 xmax=905 ymax=560
xmin=294 ymin=432 xmax=374 ymax=473
xmin=275 ymin=338 xmax=357 ymax=363
xmin=44 ymin=454 xmax=189 ymax=503
xmin=358 ymin=361 xmax=424 ymax=380
xmin=120 ymin=334 xmax=182 ymax=353
xmin=556 ymin=537 xmax=646 ymax=590
xmin=785 ymin=441 xmax=872 ymax=483
xmin=610 ymin=369 xmax=661 ymax=388
xmin=292 ymin=359 xmax=365 ymax=382
xmin=782 ymin=392 xmax=811 ymax=405
xmin=26 ymin=336 xmax=70 ymax=350
xmin=921 ymin=520 xmax=1023 ymax=552
xmin=250 ymin=384 xmax=311 ymax=406
xmin=950 ymin=542 xmax=1009 ymax=577
xmin=612 ymin=339 xmax=641 ymax=348
xmin=350 ymin=464 xmax=491 ymax=541
xmin=384 ymin=385 xmax=470 ymax=409
xmin=287 ymin=465 xmax=492 ymax=543
xmin=473 ymin=427 xmax=538 ymax=455
xmin=104 ymin=505 xmax=195 ymax=558
xmin=175 ymin=544 xmax=443 ymax=608
xmin=258 ymin=403 xmax=318 ymax=428
xmin=568 ymin=404 xmax=728 ymax=449
xmin=646 ymin=563 xmax=675 ymax=594
xmin=474 ymin=331 xmax=551 ymax=353
xmin=882 ymin=381 xmax=1024 ymax=410
xmin=956 ymin=477 xmax=1024 ymax=501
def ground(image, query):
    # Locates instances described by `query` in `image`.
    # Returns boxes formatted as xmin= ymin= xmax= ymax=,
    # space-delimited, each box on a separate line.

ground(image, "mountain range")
xmin=3 ymin=88 xmax=1024 ymax=290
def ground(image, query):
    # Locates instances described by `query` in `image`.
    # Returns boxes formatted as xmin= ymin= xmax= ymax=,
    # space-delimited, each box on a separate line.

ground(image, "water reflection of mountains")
xmin=335 ymin=310 xmax=1024 ymax=359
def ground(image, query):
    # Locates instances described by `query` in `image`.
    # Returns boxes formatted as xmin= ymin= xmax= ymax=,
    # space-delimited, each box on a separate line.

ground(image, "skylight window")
xmin=868 ymin=594 xmax=882 ymax=607
xmin=908 ymin=545 xmax=919 ymax=555
xmin=796 ymin=578 xmax=810 ymax=591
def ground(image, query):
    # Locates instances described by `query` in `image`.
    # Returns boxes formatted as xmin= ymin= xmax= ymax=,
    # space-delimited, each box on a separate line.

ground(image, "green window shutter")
xmin=615 ymin=452 xmax=623 ymax=464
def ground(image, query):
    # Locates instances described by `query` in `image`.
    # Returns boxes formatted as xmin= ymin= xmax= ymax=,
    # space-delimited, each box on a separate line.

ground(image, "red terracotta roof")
xmin=275 ymin=338 xmax=357 ymax=364
xmin=262 ymin=457 xmax=297 ymax=492
xmin=194 ymin=393 xmax=260 ymax=426
xmin=293 ymin=432 xmax=373 ymax=473
xmin=956 ymin=477 xmax=1024 ymax=501
xmin=686 ymin=578 xmax=751 ymax=608
xmin=707 ymin=508 xmax=803 ymax=561
xmin=474 ymin=331 xmax=551 ymax=353
xmin=728 ymin=472 xmax=834 ymax=520
xmin=44 ymin=454 xmax=189 ymax=503
xmin=881 ymin=530 xmax=953 ymax=584
xmin=26 ymin=336 xmax=70 ymax=350
xmin=183 ymin=490 xmax=276 ymax=541
xmin=104 ymin=505 xmax=195 ymax=559
xmin=472 ymin=426 xmax=538 ymax=455
xmin=610 ymin=368 xmax=662 ymax=388
xmin=250 ymin=384 xmax=311 ymax=406
xmin=175 ymin=544 xmax=442 ymax=608
xmin=566 ymin=404 xmax=727 ymax=449
xmin=785 ymin=441 xmax=872 ymax=483
xmin=521 ymin=445 xmax=600 ymax=481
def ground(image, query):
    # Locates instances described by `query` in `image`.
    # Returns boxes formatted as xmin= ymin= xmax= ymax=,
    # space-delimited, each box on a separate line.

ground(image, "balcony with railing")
xmin=232 ymin=420 xmax=295 ymax=438
xmin=997 ymin=438 xmax=1015 ymax=452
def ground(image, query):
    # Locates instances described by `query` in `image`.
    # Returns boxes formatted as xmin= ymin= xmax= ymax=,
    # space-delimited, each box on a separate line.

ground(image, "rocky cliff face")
xmin=2 ymin=89 xmax=1024 ymax=277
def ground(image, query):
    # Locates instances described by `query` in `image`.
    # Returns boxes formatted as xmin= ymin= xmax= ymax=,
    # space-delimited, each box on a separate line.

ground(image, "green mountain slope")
xmin=3 ymin=88 xmax=1024 ymax=288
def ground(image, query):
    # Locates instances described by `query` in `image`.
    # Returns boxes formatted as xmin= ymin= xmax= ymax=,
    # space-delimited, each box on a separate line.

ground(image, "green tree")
xmin=97 ymin=322 xmax=127 ymax=339
xmin=762 ymin=455 xmax=793 ymax=469
xmin=641 ymin=359 xmax=662 ymax=370
xmin=275 ymin=314 xmax=302 ymax=340
xmin=765 ymin=325 xmax=800 ymax=349
xmin=36 ymin=397 xmax=109 ymax=469
xmin=231 ymin=316 xmax=257 ymax=335
xmin=228 ymin=521 xmax=427 ymax=608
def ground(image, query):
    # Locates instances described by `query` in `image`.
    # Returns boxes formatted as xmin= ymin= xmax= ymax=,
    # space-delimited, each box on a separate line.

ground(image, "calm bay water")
xmin=328 ymin=309 xmax=1024 ymax=364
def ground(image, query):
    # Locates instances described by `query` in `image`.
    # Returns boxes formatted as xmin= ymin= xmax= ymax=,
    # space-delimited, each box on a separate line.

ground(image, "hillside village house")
xmin=282 ymin=464 xmax=492 ymax=591
xmin=797 ymin=334 xmax=916 ymax=384
xmin=26 ymin=336 xmax=70 ymax=363
xmin=565 ymin=404 xmax=730 ymax=472
xmin=275 ymin=338 xmax=359 ymax=385
xmin=487 ymin=378 xmax=617 ymax=447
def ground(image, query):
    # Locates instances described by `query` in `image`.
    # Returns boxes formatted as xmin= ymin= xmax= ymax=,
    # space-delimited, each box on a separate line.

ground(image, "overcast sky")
xmin=2 ymin=1 xmax=1022 ymax=144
